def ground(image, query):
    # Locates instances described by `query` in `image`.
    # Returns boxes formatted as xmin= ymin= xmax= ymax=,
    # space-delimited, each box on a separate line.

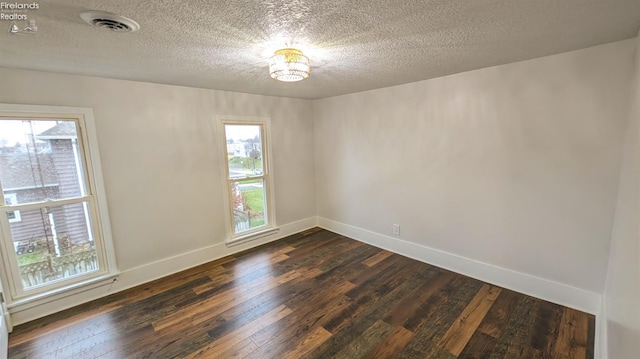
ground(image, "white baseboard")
xmin=597 ymin=298 xmax=608 ymax=359
xmin=9 ymin=217 xmax=317 ymax=326
xmin=317 ymin=217 xmax=602 ymax=315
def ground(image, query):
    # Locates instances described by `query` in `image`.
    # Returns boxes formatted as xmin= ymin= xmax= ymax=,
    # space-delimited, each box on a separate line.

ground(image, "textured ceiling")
xmin=1 ymin=0 xmax=639 ymax=99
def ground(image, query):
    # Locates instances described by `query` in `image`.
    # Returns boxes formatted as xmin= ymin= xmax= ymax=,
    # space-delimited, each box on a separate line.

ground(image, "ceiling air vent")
xmin=80 ymin=11 xmax=140 ymax=33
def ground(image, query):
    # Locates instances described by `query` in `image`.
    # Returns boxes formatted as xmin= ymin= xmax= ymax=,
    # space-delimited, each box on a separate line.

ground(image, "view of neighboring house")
xmin=1 ymin=122 xmax=91 ymax=255
xmin=226 ymin=140 xmax=250 ymax=158
xmin=227 ymin=138 xmax=262 ymax=173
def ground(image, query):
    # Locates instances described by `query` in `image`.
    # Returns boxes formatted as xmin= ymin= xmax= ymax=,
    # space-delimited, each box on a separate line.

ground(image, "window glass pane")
xmin=0 ymin=119 xmax=87 ymax=204
xmin=225 ymin=125 xmax=263 ymax=179
xmin=230 ymin=179 xmax=266 ymax=233
xmin=6 ymin=201 xmax=98 ymax=290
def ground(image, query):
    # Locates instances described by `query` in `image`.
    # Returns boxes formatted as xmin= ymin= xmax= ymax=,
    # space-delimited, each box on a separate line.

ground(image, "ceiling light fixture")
xmin=269 ymin=48 xmax=310 ymax=82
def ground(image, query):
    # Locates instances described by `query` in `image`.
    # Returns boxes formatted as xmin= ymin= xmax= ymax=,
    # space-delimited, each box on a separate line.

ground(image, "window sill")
xmin=226 ymin=227 xmax=280 ymax=247
xmin=7 ymin=272 xmax=119 ymax=312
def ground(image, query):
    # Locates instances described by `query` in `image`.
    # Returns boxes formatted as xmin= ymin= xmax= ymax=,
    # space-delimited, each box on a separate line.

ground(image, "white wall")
xmin=0 ymin=68 xmax=316 ymax=323
xmin=604 ymin=33 xmax=640 ymax=358
xmin=314 ymin=39 xmax=635 ymax=297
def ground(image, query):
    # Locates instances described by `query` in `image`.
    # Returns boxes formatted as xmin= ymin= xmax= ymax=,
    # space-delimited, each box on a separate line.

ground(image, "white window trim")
xmin=216 ymin=115 xmax=277 ymax=245
xmin=0 ymin=103 xmax=119 ymax=305
xmin=4 ymin=194 xmax=20 ymax=223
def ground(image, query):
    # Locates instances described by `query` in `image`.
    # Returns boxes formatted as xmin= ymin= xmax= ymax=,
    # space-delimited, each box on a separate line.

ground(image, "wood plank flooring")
xmin=8 ymin=228 xmax=595 ymax=358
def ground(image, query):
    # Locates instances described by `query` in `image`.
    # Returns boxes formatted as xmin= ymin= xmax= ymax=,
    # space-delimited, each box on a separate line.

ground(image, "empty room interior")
xmin=0 ymin=1 xmax=639 ymax=358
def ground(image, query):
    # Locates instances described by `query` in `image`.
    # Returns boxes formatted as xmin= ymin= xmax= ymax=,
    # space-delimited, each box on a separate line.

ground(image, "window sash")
xmin=0 ymin=196 xmax=108 ymax=295
xmin=223 ymin=124 xmax=268 ymax=181
xmin=0 ymin=119 xmax=92 ymax=205
xmin=228 ymin=178 xmax=268 ymax=234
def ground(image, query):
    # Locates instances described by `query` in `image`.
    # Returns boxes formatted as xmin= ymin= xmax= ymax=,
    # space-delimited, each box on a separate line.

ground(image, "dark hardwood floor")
xmin=8 ymin=228 xmax=595 ymax=358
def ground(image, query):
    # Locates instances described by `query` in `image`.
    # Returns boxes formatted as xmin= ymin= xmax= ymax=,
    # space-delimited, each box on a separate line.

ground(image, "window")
xmin=4 ymin=194 xmax=20 ymax=223
xmin=220 ymin=118 xmax=276 ymax=242
xmin=0 ymin=104 xmax=117 ymax=302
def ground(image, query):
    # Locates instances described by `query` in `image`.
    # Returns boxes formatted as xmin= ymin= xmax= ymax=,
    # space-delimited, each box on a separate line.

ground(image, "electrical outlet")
xmin=393 ymin=224 xmax=400 ymax=236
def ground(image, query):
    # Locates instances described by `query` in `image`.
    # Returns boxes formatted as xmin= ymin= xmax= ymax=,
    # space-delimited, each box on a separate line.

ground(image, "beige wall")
xmin=605 ymin=33 xmax=640 ymax=358
xmin=0 ymin=68 xmax=316 ymax=272
xmin=313 ymin=39 xmax=635 ymax=294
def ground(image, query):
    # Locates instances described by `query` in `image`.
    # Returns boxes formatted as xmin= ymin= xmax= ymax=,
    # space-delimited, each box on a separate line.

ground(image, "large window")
xmin=0 ymin=104 xmax=116 ymax=302
xmin=221 ymin=118 xmax=275 ymax=241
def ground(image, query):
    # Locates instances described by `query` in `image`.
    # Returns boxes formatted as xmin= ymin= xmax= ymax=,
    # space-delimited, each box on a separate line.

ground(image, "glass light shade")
xmin=269 ymin=48 xmax=310 ymax=82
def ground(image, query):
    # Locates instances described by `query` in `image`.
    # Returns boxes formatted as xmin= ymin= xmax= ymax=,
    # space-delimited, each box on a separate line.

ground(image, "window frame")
xmin=0 ymin=104 xmax=118 ymax=304
xmin=217 ymin=116 xmax=277 ymax=245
